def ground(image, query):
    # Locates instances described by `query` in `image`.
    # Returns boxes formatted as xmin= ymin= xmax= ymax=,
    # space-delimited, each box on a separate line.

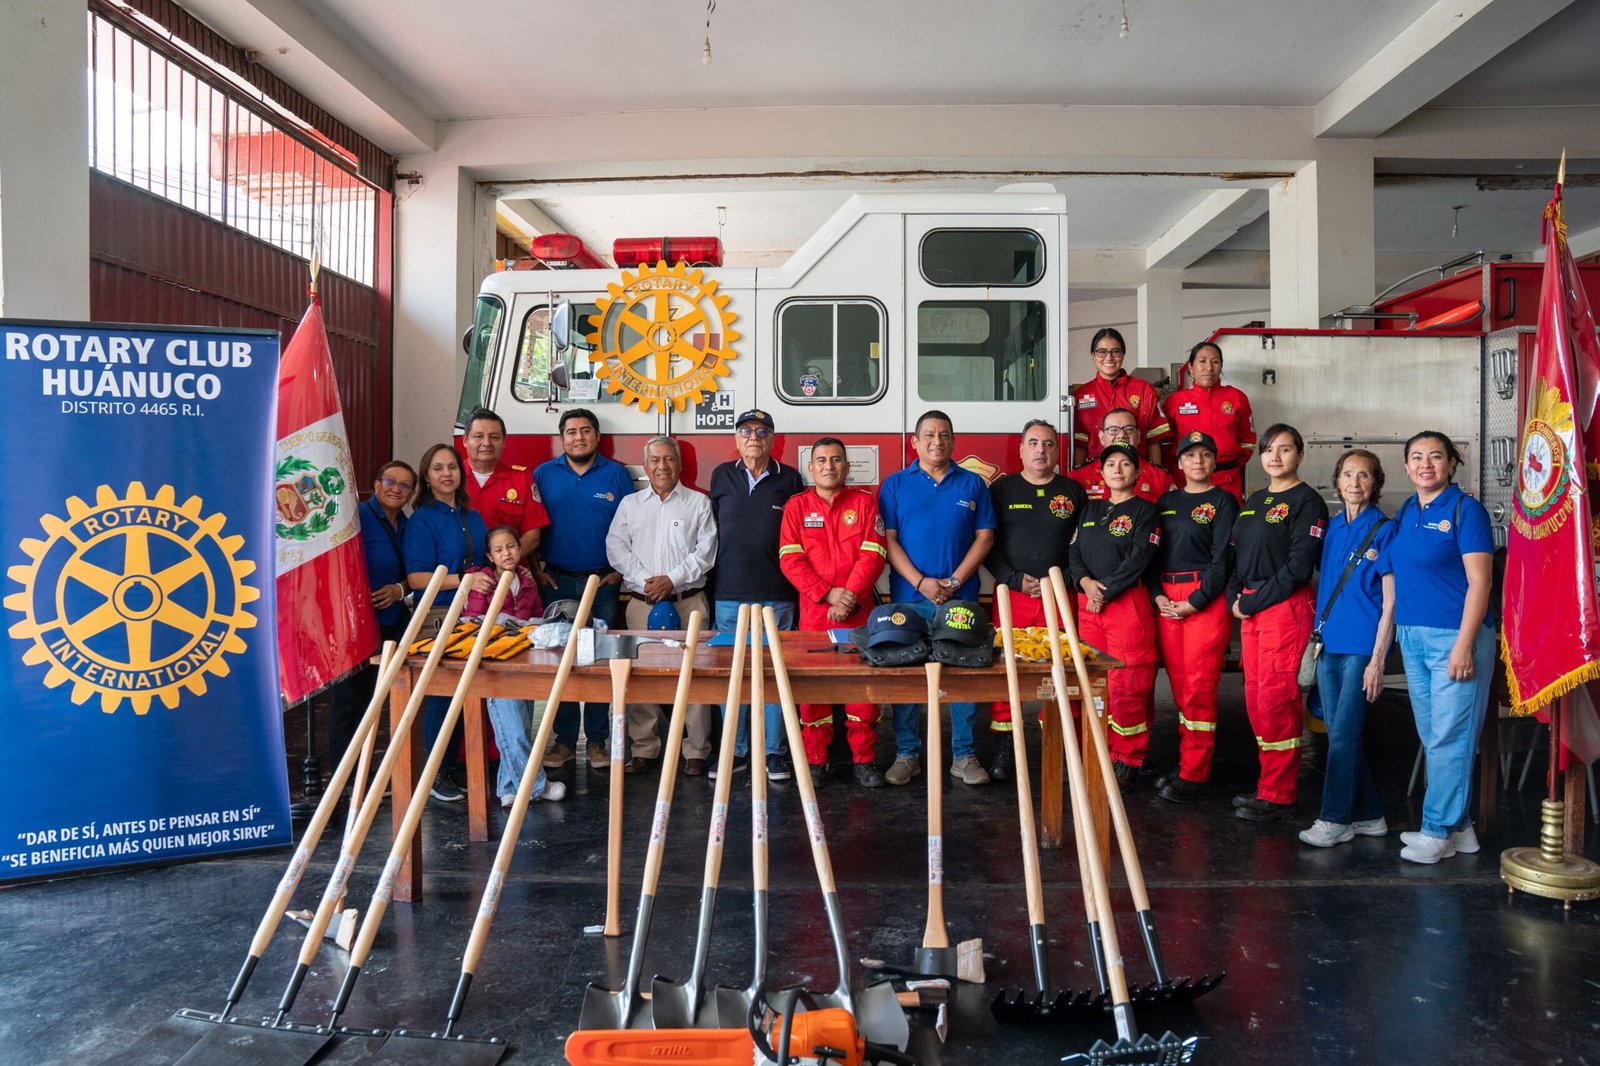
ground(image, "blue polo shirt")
xmin=533 ymin=453 xmax=636 ymax=572
xmin=359 ymin=498 xmax=410 ymax=627
xmin=879 ymin=462 xmax=996 ymax=602
xmin=403 ymin=496 xmax=488 ymax=578
xmin=1314 ymin=507 xmax=1396 ymax=656
xmin=1381 ymin=483 xmax=1495 ymax=630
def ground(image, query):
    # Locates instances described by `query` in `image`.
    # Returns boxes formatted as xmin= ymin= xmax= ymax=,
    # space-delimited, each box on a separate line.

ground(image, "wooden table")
xmin=388 ymin=631 xmax=1115 ymax=902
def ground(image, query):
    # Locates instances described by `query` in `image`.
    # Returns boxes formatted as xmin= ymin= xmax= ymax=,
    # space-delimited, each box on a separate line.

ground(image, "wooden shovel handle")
xmin=1047 ymin=567 xmax=1154 ymax=912
xmin=243 ymin=567 xmax=448 ymax=962
xmin=704 ymin=605 xmax=750 ymax=890
xmin=335 ymin=640 xmax=393 ymax=908
xmin=1039 ymin=580 xmax=1131 ymax=1010
xmin=762 ymin=608 xmax=836 ymax=896
xmin=923 ymin=661 xmax=949 ymax=950
xmin=995 ymin=588 xmax=1046 ymax=928
xmin=634 ymin=611 xmax=705 ymax=899
xmin=603 ymin=656 xmax=634 ymax=937
xmin=749 ymin=617 xmax=768 ymax=894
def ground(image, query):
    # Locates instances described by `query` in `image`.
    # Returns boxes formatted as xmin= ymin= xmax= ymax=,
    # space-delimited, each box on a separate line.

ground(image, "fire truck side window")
xmin=457 ymin=296 xmax=504 ymax=425
xmin=919 ymin=230 xmax=1044 ymax=287
xmin=509 ymin=302 xmax=618 ymax=404
xmin=776 ymin=298 xmax=886 ymax=404
xmin=917 ymin=301 xmax=1047 ymax=402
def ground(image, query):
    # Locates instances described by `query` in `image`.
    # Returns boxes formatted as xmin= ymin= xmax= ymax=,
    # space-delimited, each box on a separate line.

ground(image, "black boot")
xmin=990 ymin=740 xmax=1015 ymax=782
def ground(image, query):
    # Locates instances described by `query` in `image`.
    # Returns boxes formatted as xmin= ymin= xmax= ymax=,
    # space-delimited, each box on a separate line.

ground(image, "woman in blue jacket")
xmin=1382 ymin=431 xmax=1495 ymax=864
xmin=404 ymin=442 xmax=489 ymax=803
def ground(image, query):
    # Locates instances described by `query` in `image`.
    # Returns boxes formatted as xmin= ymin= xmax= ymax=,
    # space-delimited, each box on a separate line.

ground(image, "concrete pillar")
xmin=1268 ymin=149 xmax=1375 ymax=327
xmin=0 ymin=0 xmax=88 ymax=320
xmin=1136 ymin=270 xmax=1184 ymax=372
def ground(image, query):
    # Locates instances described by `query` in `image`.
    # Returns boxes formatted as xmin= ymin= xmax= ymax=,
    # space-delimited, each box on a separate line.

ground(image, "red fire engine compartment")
xmin=1368 ymin=262 xmax=1600 ymax=333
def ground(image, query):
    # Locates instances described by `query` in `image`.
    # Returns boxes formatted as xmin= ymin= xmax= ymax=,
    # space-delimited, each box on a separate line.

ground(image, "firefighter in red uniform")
xmin=1067 ymin=442 xmax=1161 ymax=792
xmin=1150 ymin=431 xmax=1238 ymax=803
xmin=460 ymin=408 xmax=549 ymax=557
xmin=1161 ymin=341 xmax=1256 ymax=503
xmin=1228 ymin=423 xmax=1328 ymax=823
xmin=1070 ymin=407 xmax=1173 ymax=503
xmin=778 ymin=437 xmax=889 ymax=789
xmin=1072 ymin=327 xmax=1170 ymax=465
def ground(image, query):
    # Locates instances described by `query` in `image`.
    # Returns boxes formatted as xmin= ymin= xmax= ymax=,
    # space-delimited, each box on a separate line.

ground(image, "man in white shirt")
xmin=605 ymin=436 xmax=718 ymax=773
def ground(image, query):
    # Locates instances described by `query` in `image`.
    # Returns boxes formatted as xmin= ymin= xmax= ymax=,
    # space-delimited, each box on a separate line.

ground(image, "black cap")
xmin=865 ymin=603 xmax=928 ymax=647
xmin=931 ymin=600 xmax=992 ymax=647
xmin=1177 ymin=430 xmax=1217 ymax=456
xmin=542 ymin=599 xmax=581 ymax=623
xmin=1098 ymin=441 xmax=1141 ymax=469
xmin=735 ymin=408 xmax=775 ymax=431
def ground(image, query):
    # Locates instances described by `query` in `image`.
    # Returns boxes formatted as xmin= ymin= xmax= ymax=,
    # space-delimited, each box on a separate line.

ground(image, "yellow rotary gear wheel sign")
xmin=5 ymin=483 xmax=258 ymax=715
xmin=586 ymin=261 xmax=739 ymax=412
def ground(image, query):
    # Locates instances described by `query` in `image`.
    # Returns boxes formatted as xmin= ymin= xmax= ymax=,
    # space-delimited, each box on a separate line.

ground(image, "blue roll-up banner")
xmin=1 ymin=320 xmax=288 ymax=881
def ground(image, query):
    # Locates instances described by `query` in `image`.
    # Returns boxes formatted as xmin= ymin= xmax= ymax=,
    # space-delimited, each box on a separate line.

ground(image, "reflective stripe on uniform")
xmin=988 ymin=721 xmax=1014 ymax=733
xmin=779 ymin=544 xmax=804 ymax=557
xmin=860 ymin=541 xmax=887 ymax=557
xmin=1256 ymin=734 xmax=1302 ymax=751
xmin=1178 ymin=714 xmax=1217 ymax=732
xmin=1110 ymin=720 xmax=1149 ymax=737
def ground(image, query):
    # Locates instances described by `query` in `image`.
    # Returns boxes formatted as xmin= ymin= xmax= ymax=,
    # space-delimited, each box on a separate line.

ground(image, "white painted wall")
xmin=1067 ymin=288 xmax=1271 ymax=386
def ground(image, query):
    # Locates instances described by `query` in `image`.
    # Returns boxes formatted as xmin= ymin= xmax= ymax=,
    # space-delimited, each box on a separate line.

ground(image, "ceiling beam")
xmin=177 ymin=0 xmax=437 ymax=155
xmin=1145 ymin=189 xmax=1268 ymax=271
xmin=1315 ymin=0 xmax=1576 ymax=139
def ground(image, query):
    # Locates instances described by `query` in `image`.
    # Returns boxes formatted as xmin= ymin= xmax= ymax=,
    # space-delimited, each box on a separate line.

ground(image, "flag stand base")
xmin=1501 ymin=800 xmax=1600 ymax=910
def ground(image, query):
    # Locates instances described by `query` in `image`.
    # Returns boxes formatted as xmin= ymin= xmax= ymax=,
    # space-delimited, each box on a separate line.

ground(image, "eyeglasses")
xmin=380 ymin=477 xmax=414 ymax=492
xmin=1101 ymin=425 xmax=1138 ymax=439
xmin=737 ymin=426 xmax=772 ymax=439
xmin=1092 ymin=348 xmax=1125 ymax=358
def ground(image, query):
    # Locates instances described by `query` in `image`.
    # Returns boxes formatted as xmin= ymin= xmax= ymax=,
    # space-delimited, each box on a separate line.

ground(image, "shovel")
xmin=712 ymin=615 xmax=773 ymax=1029
xmin=1047 ymin=566 xmax=1225 ymax=1008
xmin=760 ymin=607 xmax=911 ymax=1052
xmin=902 ymin=661 xmax=957 ymax=979
xmin=576 ymin=610 xmax=708 ymax=1030
xmin=1037 ymin=580 xmax=1203 ymax=1063
xmin=339 ymin=575 xmax=604 ymax=1065
xmin=650 ymin=604 xmax=751 ymax=1028
xmin=603 ymin=655 xmax=633 ymax=937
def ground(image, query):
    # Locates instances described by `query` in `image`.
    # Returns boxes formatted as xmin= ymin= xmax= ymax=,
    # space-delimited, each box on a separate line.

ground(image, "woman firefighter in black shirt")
xmin=1068 ymin=441 xmax=1160 ymax=792
xmin=1227 ymin=423 xmax=1328 ymax=822
xmin=1150 ymin=431 xmax=1238 ymax=804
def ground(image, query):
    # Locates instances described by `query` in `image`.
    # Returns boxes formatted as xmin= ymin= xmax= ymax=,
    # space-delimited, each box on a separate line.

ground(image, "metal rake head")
xmin=990 ymin=987 xmax=1109 ymax=1023
xmin=1125 ymin=972 xmax=1226 ymax=1007
xmin=1060 ymin=1032 xmax=1206 ymax=1065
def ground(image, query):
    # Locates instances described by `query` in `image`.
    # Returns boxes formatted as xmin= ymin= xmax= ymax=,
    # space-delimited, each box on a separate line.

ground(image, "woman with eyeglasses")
xmin=327 ymin=460 xmax=416 ymax=768
xmin=1071 ymin=327 xmax=1171 ymax=466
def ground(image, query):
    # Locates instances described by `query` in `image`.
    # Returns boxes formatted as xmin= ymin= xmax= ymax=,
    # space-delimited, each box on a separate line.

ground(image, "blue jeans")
xmin=1399 ymin=623 xmax=1496 ymax=838
xmin=1315 ymin=651 xmax=1383 ymax=824
xmin=715 ymin=600 xmax=793 ymax=756
xmin=892 ymin=600 xmax=978 ymax=762
xmin=551 ymin=572 xmax=621 ymax=749
xmin=487 ymin=697 xmax=549 ymax=799
xmin=422 ymin=695 xmax=458 ymax=768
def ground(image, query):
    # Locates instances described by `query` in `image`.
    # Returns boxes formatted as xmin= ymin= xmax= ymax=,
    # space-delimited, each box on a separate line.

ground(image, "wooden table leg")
xmin=1566 ymin=763 xmax=1587 ymax=858
xmin=1083 ymin=680 xmax=1112 ymax=872
xmin=1477 ymin=703 xmax=1500 ymax=835
xmin=464 ymin=696 xmax=489 ymax=843
xmin=391 ymin=666 xmax=423 ymax=904
xmin=1040 ymin=701 xmax=1063 ymax=849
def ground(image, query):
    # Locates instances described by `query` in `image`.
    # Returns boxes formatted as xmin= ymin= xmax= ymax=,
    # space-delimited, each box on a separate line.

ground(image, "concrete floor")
xmin=3 ymin=677 xmax=1599 ymax=1065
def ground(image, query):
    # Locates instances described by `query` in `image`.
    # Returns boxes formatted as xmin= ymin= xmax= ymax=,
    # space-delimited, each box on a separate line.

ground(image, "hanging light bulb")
xmin=703 ymin=37 xmax=713 ymax=65
xmin=1119 ymin=0 xmax=1130 ymax=37
xmin=702 ymin=0 xmax=716 ymax=65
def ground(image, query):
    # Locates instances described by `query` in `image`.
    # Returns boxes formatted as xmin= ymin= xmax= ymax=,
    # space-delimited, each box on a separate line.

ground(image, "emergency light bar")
xmin=530 ymin=233 xmax=607 ymax=269
xmin=612 ymin=236 xmax=724 ymax=268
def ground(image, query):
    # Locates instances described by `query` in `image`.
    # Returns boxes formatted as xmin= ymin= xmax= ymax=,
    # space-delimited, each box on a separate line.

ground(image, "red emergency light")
xmin=612 ymin=236 xmax=724 ymax=268
xmin=530 ymin=233 xmax=607 ymax=269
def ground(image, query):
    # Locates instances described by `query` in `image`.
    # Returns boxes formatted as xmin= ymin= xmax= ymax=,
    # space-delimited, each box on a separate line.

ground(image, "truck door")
xmin=903 ymin=217 xmax=1064 ymax=476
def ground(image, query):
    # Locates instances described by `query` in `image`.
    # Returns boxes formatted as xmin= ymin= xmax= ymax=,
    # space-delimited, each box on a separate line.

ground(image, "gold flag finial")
xmin=308 ymin=217 xmax=322 ymax=299
xmin=1557 ymin=148 xmax=1567 ymax=188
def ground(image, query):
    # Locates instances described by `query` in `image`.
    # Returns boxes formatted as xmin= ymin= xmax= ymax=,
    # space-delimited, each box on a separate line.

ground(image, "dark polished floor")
xmin=4 ymin=678 xmax=1598 ymax=1065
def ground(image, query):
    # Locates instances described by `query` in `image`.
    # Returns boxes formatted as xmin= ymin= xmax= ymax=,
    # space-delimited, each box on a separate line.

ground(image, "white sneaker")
xmin=1298 ymin=820 xmax=1354 ymax=847
xmin=537 ymin=780 xmax=567 ymax=803
xmin=1351 ymin=816 xmax=1389 ymax=837
xmin=1400 ymin=826 xmax=1478 ymax=852
xmin=1400 ymin=834 xmax=1456 ymax=864
xmin=500 ymin=793 xmax=514 ymax=809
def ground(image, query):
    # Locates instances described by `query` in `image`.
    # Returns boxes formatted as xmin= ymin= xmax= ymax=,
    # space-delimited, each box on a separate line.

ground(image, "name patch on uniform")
xmin=1178 ymin=402 xmax=1199 ymax=415
xmin=804 ymin=512 xmax=825 ymax=528
xmin=1079 ymin=397 xmax=1098 ymax=409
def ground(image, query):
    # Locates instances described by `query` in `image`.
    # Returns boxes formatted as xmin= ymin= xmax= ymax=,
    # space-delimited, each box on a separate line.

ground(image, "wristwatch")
xmin=941 ymin=577 xmax=960 ymax=591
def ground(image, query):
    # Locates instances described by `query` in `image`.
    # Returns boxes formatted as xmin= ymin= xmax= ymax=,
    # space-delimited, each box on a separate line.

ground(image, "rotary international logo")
xmin=1514 ymin=382 xmax=1575 ymax=540
xmin=5 ymin=483 xmax=258 ymax=714
xmin=890 ymin=611 xmax=907 ymax=626
xmin=587 ymin=261 xmax=739 ymax=413
xmin=1108 ymin=514 xmax=1134 ymax=537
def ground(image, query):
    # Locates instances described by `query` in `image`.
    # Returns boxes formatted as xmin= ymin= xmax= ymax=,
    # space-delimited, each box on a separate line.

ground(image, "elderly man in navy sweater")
xmin=708 ymin=409 xmax=805 ymax=781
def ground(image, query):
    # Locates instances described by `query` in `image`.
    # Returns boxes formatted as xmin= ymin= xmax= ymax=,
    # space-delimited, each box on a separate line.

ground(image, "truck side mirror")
xmin=549 ymin=301 xmax=572 ymax=354
xmin=461 ymin=326 xmax=473 ymax=355
xmin=549 ymin=362 xmax=571 ymax=393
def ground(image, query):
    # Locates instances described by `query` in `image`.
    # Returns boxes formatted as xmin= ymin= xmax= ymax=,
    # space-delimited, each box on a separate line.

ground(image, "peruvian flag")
xmin=273 ymin=297 xmax=377 ymax=705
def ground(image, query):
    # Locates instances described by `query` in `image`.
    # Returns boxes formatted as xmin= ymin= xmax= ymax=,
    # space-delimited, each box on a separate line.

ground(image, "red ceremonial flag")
xmin=274 ymin=297 xmax=377 ymax=705
xmin=1501 ymin=167 xmax=1600 ymax=717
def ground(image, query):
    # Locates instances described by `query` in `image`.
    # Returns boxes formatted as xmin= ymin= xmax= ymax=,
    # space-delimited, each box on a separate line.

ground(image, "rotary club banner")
xmin=1 ymin=321 xmax=288 ymax=880
xmin=1502 ymin=174 xmax=1600 ymax=716
xmin=274 ymin=297 xmax=377 ymax=705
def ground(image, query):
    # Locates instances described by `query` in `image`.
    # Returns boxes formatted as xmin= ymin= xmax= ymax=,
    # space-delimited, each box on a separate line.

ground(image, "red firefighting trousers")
xmin=798 ymin=601 xmax=880 ymax=765
xmin=1239 ymin=585 xmax=1313 ymax=804
xmin=1155 ymin=573 xmax=1231 ymax=783
xmin=1076 ymin=590 xmax=1158 ymax=767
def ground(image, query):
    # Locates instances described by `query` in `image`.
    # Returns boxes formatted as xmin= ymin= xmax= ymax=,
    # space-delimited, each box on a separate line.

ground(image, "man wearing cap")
xmin=983 ymin=419 xmax=1086 ymax=780
xmin=534 ymin=408 xmax=637 ymax=771
xmin=605 ymin=436 xmax=718 ymax=774
xmin=708 ymin=409 xmax=806 ymax=780
xmin=1070 ymin=407 xmax=1173 ymax=504
xmin=879 ymin=410 xmax=997 ymax=786
xmin=780 ymin=436 xmax=888 ymax=788
xmin=462 ymin=408 xmax=549 ymax=558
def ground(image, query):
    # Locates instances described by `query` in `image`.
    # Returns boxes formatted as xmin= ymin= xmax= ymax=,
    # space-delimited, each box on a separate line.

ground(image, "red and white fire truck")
xmin=456 ymin=186 xmax=1069 ymax=492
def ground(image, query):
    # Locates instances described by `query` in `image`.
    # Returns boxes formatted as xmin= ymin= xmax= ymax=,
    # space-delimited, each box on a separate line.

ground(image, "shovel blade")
xmin=166 ymin=1012 xmax=333 ymax=1066
xmin=711 ymin=985 xmax=752 ymax=1030
xmin=363 ymin=1028 xmax=508 ymax=1066
xmin=1059 ymin=1032 xmax=1206 ymax=1065
xmin=577 ymin=982 xmax=650 ymax=1030
xmin=647 ymin=976 xmax=696 ymax=1030
xmin=115 ymin=1009 xmax=235 ymax=1066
